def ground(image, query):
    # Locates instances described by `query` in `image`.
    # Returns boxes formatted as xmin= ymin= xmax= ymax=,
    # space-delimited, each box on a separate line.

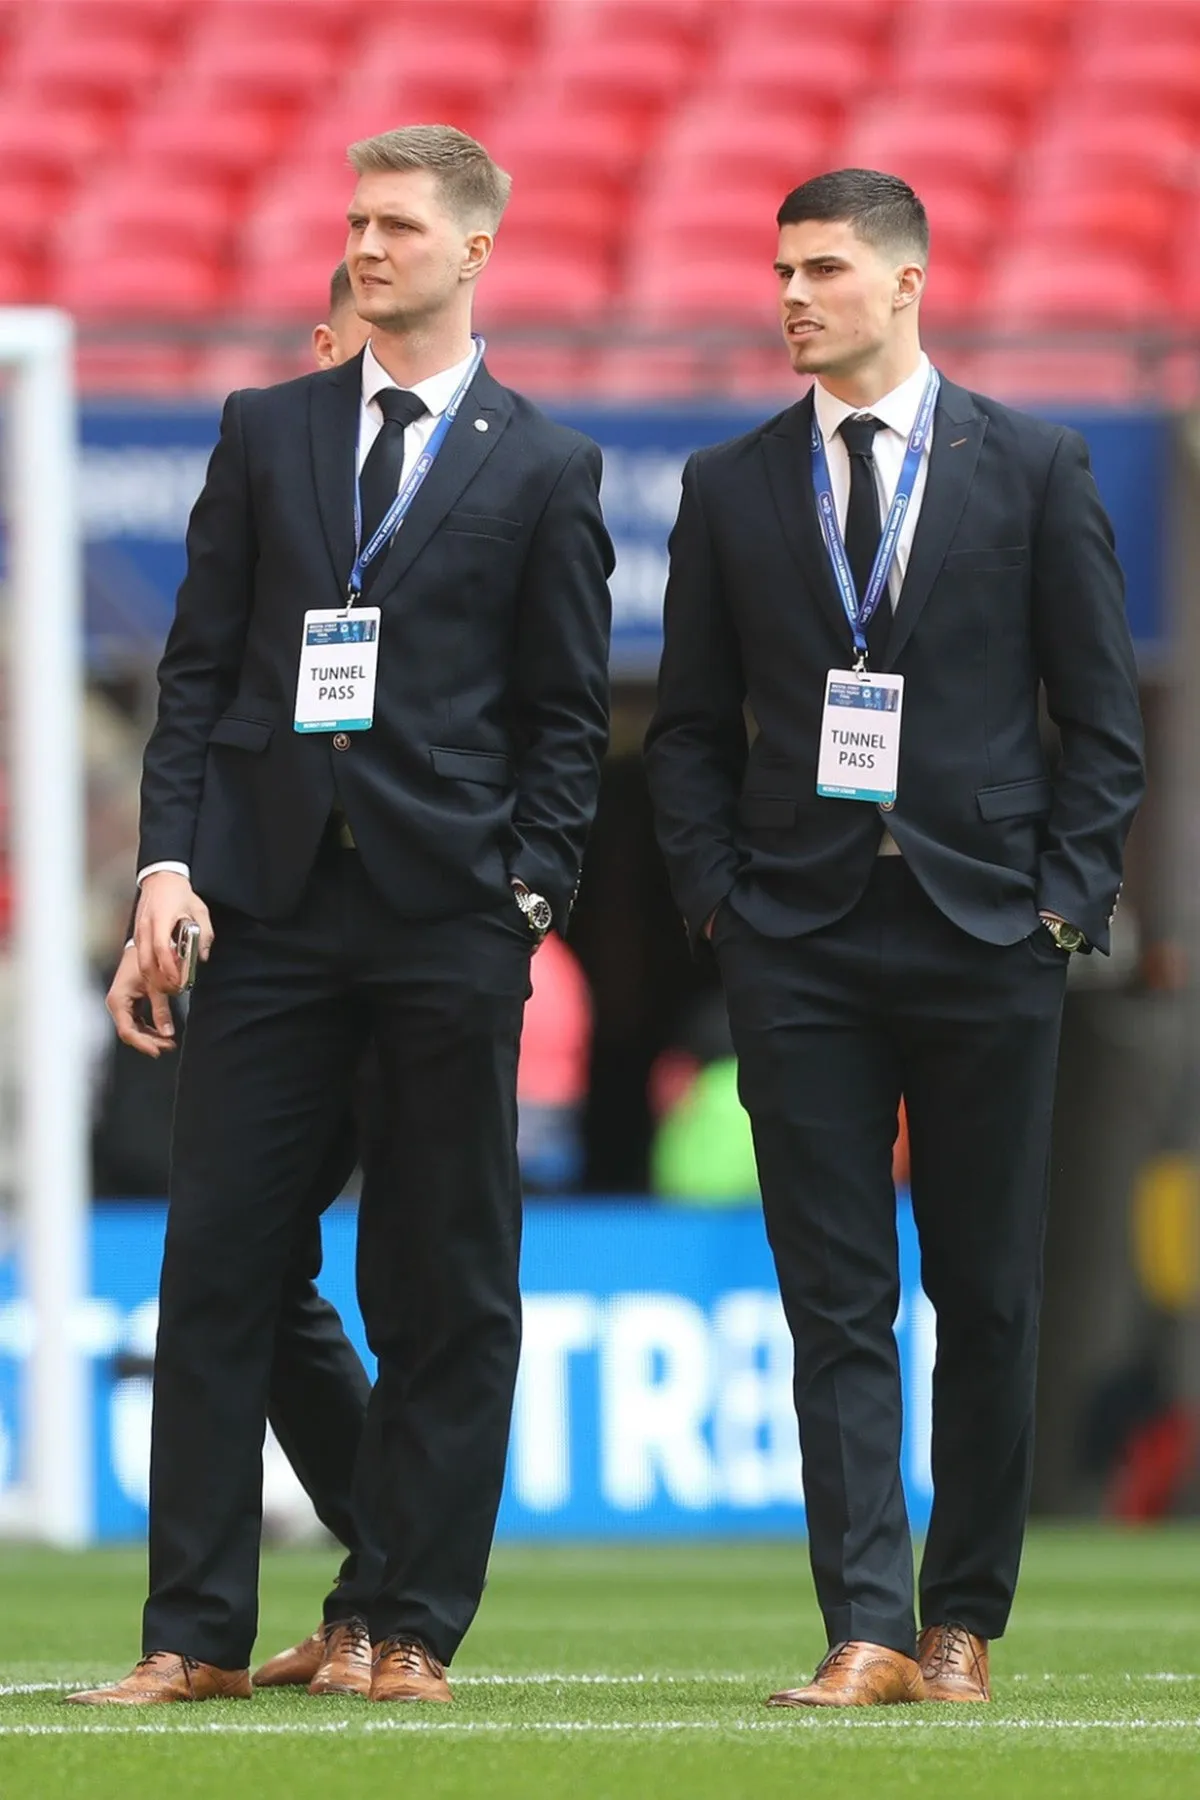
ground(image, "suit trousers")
xmin=142 ymin=844 xmax=531 ymax=1669
xmin=713 ymin=859 xmax=1067 ymax=1656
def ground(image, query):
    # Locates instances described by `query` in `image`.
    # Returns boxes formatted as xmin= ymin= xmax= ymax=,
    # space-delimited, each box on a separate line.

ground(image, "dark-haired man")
xmin=646 ymin=169 xmax=1143 ymax=1707
xmin=75 ymin=125 xmax=612 ymax=1708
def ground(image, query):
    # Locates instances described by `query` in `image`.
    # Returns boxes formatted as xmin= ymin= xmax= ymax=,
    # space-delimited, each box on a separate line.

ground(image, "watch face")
xmin=528 ymin=896 xmax=553 ymax=934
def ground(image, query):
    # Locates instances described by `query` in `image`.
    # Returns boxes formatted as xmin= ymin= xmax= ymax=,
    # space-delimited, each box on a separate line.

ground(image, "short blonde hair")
xmin=348 ymin=125 xmax=511 ymax=232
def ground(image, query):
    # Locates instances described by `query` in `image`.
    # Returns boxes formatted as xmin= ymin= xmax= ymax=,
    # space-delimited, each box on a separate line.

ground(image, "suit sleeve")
xmin=508 ymin=440 xmax=614 ymax=929
xmin=643 ymin=453 xmax=748 ymax=946
xmin=137 ymin=393 xmax=256 ymax=874
xmin=1032 ymin=427 xmax=1145 ymax=951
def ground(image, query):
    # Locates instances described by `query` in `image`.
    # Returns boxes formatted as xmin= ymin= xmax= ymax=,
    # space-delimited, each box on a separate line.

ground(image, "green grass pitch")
xmin=0 ymin=1527 xmax=1197 ymax=1798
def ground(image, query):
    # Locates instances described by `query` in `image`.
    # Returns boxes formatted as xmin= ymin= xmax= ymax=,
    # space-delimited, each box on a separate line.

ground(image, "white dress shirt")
xmin=811 ymin=350 xmax=934 ymax=611
xmin=137 ymin=342 xmax=480 ymax=890
xmin=812 ymin=353 xmax=934 ymax=854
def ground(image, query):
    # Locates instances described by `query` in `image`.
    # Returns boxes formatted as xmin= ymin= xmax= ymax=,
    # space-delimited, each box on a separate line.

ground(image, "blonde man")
xmin=74 ymin=126 xmax=612 ymax=1707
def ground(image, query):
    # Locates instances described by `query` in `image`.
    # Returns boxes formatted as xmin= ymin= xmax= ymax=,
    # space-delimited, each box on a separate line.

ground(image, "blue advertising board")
xmin=79 ymin=402 xmax=1167 ymax=677
xmin=0 ymin=1199 xmax=934 ymax=1543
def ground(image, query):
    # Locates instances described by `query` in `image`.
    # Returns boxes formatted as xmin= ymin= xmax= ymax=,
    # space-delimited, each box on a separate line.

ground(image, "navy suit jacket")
xmin=644 ymin=376 xmax=1145 ymax=953
xmin=138 ymin=355 xmax=614 ymax=931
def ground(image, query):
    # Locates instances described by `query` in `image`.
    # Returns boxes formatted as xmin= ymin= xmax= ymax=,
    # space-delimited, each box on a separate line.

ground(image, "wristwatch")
xmin=512 ymin=880 xmax=552 ymax=941
xmin=1042 ymin=916 xmax=1087 ymax=953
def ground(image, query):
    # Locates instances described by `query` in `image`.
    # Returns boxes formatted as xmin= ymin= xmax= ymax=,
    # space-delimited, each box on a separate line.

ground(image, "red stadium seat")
xmin=61 ymin=174 xmax=234 ymax=261
xmin=916 ymin=256 xmax=984 ymax=326
xmin=708 ymin=31 xmax=877 ymax=110
xmin=630 ymin=181 xmax=784 ymax=268
xmin=920 ymin=185 xmax=1003 ymax=264
xmin=530 ymin=36 xmax=698 ymax=122
xmin=0 ymin=254 xmax=35 ymax=304
xmin=125 ymin=105 xmax=284 ymax=182
xmin=349 ymin=28 xmax=520 ymax=124
xmin=896 ymin=0 xmax=1074 ymax=46
xmin=1022 ymin=111 xmax=1197 ymax=187
xmin=53 ymin=251 xmax=228 ymax=319
xmin=843 ymin=101 xmax=1019 ymax=187
xmin=985 ymin=251 xmax=1171 ymax=328
xmin=1080 ymin=0 xmax=1200 ymax=46
xmin=475 ymin=251 xmax=617 ymax=326
xmin=239 ymin=185 xmax=351 ymax=279
xmin=653 ymin=101 xmax=834 ymax=195
xmin=625 ymin=253 xmax=778 ymax=328
xmin=175 ymin=33 xmax=332 ymax=110
xmin=713 ymin=0 xmax=894 ymax=40
xmin=888 ymin=40 xmax=1057 ymax=110
xmin=0 ymin=177 xmax=61 ymax=258
xmin=966 ymin=346 xmax=1145 ymax=406
xmin=231 ymin=255 xmax=353 ymax=320
xmin=1070 ymin=39 xmax=1200 ymax=111
xmin=4 ymin=30 xmax=165 ymax=110
xmin=499 ymin=177 xmax=627 ymax=261
xmin=0 ymin=106 xmax=117 ymax=182
xmin=488 ymin=106 xmax=647 ymax=181
xmin=1012 ymin=185 xmax=1176 ymax=261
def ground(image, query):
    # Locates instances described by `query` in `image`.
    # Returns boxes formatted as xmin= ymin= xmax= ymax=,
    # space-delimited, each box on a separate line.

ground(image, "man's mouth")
xmin=786 ymin=319 xmax=821 ymax=337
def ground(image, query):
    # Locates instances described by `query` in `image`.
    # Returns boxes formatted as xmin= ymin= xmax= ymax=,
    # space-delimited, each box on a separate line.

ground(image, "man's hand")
xmin=106 ymin=942 xmax=177 ymax=1058
xmin=135 ymin=871 xmax=215 ymax=993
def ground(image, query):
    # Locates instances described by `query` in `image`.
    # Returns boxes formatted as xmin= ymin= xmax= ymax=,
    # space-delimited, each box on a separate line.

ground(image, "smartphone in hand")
xmin=172 ymin=918 xmax=202 ymax=989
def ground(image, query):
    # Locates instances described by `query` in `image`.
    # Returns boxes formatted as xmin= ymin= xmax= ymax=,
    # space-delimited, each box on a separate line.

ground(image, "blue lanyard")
xmin=810 ymin=365 xmax=940 ymax=667
xmin=347 ymin=334 xmax=486 ymax=604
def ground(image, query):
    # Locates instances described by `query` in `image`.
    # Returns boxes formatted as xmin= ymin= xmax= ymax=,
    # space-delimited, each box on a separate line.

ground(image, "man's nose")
xmin=784 ymin=271 xmax=811 ymax=308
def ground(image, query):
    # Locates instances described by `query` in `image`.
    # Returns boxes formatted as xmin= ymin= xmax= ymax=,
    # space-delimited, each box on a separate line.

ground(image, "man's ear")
xmin=462 ymin=231 xmax=494 ymax=280
xmin=312 ymin=324 xmax=337 ymax=369
xmin=895 ymin=263 xmax=926 ymax=310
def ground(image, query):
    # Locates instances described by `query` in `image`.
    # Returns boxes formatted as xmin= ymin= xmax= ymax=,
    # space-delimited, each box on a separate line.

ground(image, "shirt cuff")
xmin=137 ymin=861 xmax=190 ymax=886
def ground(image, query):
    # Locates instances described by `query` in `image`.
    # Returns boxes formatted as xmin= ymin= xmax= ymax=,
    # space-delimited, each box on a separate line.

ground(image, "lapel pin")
xmin=474 ymin=418 xmax=489 ymax=432
xmin=950 ymin=436 xmax=967 ymax=448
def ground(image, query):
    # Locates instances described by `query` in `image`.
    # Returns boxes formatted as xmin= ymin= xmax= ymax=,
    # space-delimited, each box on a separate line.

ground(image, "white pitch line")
xmin=0 ymin=1717 xmax=1198 ymax=1738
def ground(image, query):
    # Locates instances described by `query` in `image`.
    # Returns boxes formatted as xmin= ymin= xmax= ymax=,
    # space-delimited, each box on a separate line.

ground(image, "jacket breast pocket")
xmin=738 ymin=794 xmax=798 ymax=829
xmin=443 ymin=510 xmax=522 ymax=543
xmin=208 ymin=714 xmax=275 ymax=753
xmin=430 ymin=746 xmax=513 ymax=786
xmin=976 ymin=776 xmax=1052 ymax=821
xmin=944 ymin=546 xmax=1028 ymax=573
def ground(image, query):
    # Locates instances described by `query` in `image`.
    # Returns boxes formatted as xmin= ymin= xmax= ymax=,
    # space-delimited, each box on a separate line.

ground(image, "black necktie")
xmin=358 ymin=386 xmax=428 ymax=590
xmin=838 ymin=413 xmax=884 ymax=606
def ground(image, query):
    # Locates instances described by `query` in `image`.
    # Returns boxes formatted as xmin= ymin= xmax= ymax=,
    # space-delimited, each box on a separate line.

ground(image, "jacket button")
xmin=332 ymin=732 xmax=350 ymax=751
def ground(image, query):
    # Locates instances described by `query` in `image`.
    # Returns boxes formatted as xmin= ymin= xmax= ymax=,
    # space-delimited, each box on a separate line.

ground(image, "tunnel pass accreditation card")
xmin=294 ymin=608 xmax=381 ymax=733
xmin=816 ymin=670 xmax=905 ymax=806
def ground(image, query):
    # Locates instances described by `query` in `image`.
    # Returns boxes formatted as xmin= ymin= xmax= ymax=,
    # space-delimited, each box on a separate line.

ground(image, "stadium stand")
xmin=0 ymin=0 xmax=1194 ymax=395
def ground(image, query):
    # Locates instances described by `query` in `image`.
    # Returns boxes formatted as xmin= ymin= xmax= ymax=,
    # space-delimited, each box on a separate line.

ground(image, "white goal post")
xmin=0 ymin=309 xmax=89 ymax=1545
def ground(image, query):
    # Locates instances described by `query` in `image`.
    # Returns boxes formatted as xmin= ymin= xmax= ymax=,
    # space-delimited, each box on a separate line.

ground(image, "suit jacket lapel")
xmin=309 ymin=351 xmax=364 ymax=594
xmin=760 ymin=392 xmax=853 ymax=651
xmin=365 ymin=364 xmax=513 ymax=605
xmin=884 ymin=377 xmax=985 ymax=666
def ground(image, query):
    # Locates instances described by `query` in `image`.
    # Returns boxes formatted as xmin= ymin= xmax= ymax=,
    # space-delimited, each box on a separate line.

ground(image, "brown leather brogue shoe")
xmin=917 ymin=1623 xmax=990 ymax=1701
xmin=309 ymin=1619 xmax=372 ymax=1697
xmin=370 ymin=1637 xmax=453 ymax=1704
xmin=252 ymin=1625 xmax=326 ymax=1689
xmin=65 ymin=1652 xmax=252 ymax=1706
xmin=767 ymin=1640 xmax=926 ymax=1708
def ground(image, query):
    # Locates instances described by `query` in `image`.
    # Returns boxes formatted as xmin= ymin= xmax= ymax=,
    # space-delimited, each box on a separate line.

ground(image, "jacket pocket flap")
xmin=945 ymin=546 xmax=1028 ymax=572
xmin=430 ymin=746 xmax=513 ymax=786
xmin=738 ymin=794 xmax=797 ymax=828
xmin=444 ymin=510 xmax=521 ymax=541
xmin=208 ymin=715 xmax=274 ymax=752
xmin=977 ymin=777 xmax=1053 ymax=821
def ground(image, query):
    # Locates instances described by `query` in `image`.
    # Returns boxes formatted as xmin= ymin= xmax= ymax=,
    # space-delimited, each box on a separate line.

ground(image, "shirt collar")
xmin=361 ymin=340 xmax=477 ymax=420
xmin=813 ymin=352 xmax=931 ymax=447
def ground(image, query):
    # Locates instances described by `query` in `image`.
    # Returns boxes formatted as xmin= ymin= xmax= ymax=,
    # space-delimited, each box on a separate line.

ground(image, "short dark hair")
xmin=329 ymin=260 xmax=353 ymax=315
xmin=776 ymin=169 xmax=929 ymax=263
